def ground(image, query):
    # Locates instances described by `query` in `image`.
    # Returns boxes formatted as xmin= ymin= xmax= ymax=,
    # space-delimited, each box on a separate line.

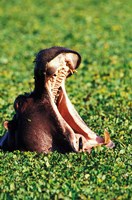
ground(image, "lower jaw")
xmin=33 ymin=70 xmax=115 ymax=153
xmin=45 ymin=84 xmax=103 ymax=152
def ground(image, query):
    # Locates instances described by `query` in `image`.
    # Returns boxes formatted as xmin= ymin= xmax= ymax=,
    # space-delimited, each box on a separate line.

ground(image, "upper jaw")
xmin=34 ymin=48 xmax=81 ymax=98
xmin=45 ymin=52 xmax=79 ymax=103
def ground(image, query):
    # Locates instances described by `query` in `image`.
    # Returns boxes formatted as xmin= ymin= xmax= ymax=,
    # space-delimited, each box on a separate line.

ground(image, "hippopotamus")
xmin=0 ymin=46 xmax=115 ymax=153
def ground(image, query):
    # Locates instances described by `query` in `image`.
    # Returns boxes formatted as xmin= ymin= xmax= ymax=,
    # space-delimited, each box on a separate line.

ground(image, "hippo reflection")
xmin=0 ymin=47 xmax=114 ymax=153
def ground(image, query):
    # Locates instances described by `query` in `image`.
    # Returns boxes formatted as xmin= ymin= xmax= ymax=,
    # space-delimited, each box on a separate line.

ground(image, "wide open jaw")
xmin=45 ymin=53 xmax=115 ymax=153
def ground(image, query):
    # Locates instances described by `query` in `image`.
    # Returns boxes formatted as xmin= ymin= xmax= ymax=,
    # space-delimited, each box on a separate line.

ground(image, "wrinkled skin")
xmin=0 ymin=46 xmax=115 ymax=153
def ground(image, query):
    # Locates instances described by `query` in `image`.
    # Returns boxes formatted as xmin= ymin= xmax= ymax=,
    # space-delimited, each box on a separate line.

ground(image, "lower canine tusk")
xmin=104 ymin=129 xmax=111 ymax=144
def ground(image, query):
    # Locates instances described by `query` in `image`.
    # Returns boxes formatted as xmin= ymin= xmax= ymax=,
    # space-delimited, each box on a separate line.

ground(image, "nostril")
xmin=66 ymin=61 xmax=71 ymax=68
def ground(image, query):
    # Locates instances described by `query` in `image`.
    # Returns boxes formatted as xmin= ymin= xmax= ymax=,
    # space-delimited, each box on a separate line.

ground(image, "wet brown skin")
xmin=0 ymin=46 xmax=115 ymax=153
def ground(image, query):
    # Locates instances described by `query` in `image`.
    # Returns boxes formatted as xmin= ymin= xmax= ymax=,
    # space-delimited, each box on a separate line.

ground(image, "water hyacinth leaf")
xmin=0 ymin=0 xmax=131 ymax=199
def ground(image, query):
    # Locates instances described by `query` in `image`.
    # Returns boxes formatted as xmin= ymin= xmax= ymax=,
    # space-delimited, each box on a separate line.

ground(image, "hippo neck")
xmin=34 ymin=76 xmax=47 ymax=98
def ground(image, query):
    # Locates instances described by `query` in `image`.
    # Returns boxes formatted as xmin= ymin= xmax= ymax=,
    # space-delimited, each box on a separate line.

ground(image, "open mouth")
xmin=0 ymin=46 xmax=115 ymax=153
xmin=44 ymin=52 xmax=115 ymax=153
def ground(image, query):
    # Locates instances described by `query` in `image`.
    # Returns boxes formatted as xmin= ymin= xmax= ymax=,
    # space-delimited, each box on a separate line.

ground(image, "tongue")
xmin=57 ymin=81 xmax=98 ymax=140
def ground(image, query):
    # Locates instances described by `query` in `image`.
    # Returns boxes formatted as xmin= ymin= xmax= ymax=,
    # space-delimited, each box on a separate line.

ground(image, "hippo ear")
xmin=4 ymin=121 xmax=9 ymax=130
